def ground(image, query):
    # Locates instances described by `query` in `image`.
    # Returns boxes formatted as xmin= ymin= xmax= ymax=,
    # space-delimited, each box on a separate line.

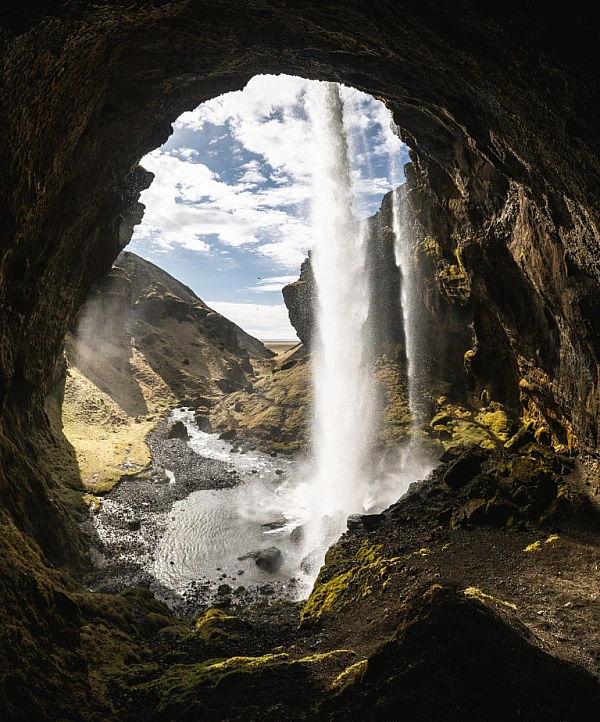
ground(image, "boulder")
xmin=442 ymin=448 xmax=486 ymax=490
xmin=289 ymin=525 xmax=305 ymax=544
xmin=347 ymin=513 xmax=386 ymax=531
xmin=195 ymin=413 xmax=213 ymax=433
xmin=167 ymin=420 xmax=189 ymax=441
xmin=238 ymin=547 xmax=284 ymax=574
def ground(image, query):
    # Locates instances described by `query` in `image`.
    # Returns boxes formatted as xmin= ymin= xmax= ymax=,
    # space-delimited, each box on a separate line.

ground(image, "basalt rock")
xmin=166 ymin=419 xmax=189 ymax=441
xmin=238 ymin=547 xmax=284 ymax=574
xmin=283 ymin=195 xmax=406 ymax=352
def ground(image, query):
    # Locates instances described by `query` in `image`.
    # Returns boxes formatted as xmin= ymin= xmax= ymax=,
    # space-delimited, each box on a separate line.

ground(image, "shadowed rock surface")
xmin=1 ymin=2 xmax=600 ymax=719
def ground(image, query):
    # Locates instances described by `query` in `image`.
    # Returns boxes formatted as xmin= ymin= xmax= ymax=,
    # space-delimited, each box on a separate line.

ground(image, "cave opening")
xmin=128 ymin=73 xmax=408 ymax=341
xmin=73 ymin=74 xmax=438 ymax=612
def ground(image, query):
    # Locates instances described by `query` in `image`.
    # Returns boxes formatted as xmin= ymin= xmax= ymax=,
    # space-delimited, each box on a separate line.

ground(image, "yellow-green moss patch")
xmin=151 ymin=649 xmax=356 ymax=714
xmin=524 ymin=534 xmax=560 ymax=553
xmin=331 ymin=659 xmax=369 ymax=692
xmin=194 ymin=607 xmax=240 ymax=645
xmin=463 ymin=586 xmax=517 ymax=610
xmin=300 ymin=541 xmax=401 ymax=625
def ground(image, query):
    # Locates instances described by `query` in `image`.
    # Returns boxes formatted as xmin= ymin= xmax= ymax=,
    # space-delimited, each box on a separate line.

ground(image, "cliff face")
xmin=1 ymin=1 xmax=600 ymax=718
xmin=63 ymin=250 xmax=272 ymax=493
xmin=284 ymin=160 xmax=600 ymax=453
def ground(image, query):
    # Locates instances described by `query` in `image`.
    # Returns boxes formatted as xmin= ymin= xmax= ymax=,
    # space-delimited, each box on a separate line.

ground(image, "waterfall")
xmin=392 ymin=184 xmax=423 ymax=432
xmin=299 ymin=81 xmax=376 ymax=572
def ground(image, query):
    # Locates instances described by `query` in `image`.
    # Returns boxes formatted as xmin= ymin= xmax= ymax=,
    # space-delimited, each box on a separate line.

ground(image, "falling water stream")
xmin=292 ymin=82 xmax=377 ymax=574
xmin=392 ymin=185 xmax=422 ymax=430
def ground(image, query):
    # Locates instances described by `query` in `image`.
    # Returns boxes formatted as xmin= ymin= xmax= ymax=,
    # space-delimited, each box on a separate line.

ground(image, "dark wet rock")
xmin=195 ymin=413 xmax=213 ymax=433
xmin=443 ymin=448 xmax=486 ymax=490
xmin=213 ymin=597 xmax=232 ymax=608
xmin=167 ymin=420 xmax=189 ymax=441
xmin=219 ymin=429 xmax=237 ymax=441
xmin=239 ymin=547 xmax=284 ymax=574
xmin=300 ymin=550 xmax=323 ymax=576
xmin=360 ymin=513 xmax=386 ymax=531
xmin=453 ymin=498 xmax=488 ymax=525
xmin=347 ymin=514 xmax=364 ymax=531
xmin=127 ymin=519 xmax=141 ymax=531
xmin=260 ymin=519 xmax=287 ymax=531
xmin=348 ymin=513 xmax=386 ymax=531
xmin=439 ymin=444 xmax=480 ymax=463
xmin=289 ymin=525 xmax=305 ymax=545
xmin=217 ymin=583 xmax=231 ymax=595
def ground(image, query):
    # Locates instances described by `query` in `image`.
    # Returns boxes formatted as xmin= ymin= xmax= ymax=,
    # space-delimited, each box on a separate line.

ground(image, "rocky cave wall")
xmin=1 ymin=1 xmax=600 ymax=716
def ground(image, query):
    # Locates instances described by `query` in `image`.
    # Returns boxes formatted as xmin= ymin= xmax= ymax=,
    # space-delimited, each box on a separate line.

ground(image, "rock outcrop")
xmin=283 ymin=196 xmax=405 ymax=351
xmin=1 ymin=2 xmax=600 ymax=719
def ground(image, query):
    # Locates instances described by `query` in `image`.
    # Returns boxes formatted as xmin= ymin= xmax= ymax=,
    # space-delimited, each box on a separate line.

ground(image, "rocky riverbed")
xmin=81 ymin=411 xmax=310 ymax=618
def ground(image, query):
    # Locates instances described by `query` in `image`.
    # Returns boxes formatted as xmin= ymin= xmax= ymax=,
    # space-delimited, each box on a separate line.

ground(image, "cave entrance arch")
xmin=2 ymin=2 xmax=593 ymax=429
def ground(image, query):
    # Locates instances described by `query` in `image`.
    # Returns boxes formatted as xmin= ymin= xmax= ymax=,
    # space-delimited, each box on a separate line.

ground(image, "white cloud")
xmin=133 ymin=75 xmax=408 ymax=289
xmin=136 ymin=141 xmax=314 ymax=263
xmin=246 ymin=275 xmax=299 ymax=292
xmin=206 ymin=301 xmax=298 ymax=340
xmin=176 ymin=75 xmax=315 ymax=189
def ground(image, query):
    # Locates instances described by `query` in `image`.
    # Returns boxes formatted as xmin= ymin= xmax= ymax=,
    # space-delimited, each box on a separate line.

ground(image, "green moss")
xmin=429 ymin=401 xmax=523 ymax=451
xmin=524 ymin=534 xmax=560 ymax=553
xmin=443 ymin=419 xmax=498 ymax=449
xmin=151 ymin=649 xmax=355 ymax=715
xmin=73 ymin=586 xmax=190 ymax=711
xmin=417 ymin=235 xmax=442 ymax=258
xmin=158 ymin=653 xmax=289 ymax=698
xmin=331 ymin=659 xmax=369 ymax=692
xmin=494 ymin=444 xmax=556 ymax=485
xmin=300 ymin=541 xmax=400 ymax=626
xmin=436 ymin=249 xmax=470 ymax=301
xmin=0 ymin=508 xmax=95 ymax=717
xmin=373 ymin=351 xmax=412 ymax=445
xmin=463 ymin=586 xmax=517 ymax=610
xmin=475 ymin=405 xmax=516 ymax=442
xmin=194 ymin=607 xmax=241 ymax=645
xmin=79 ymin=621 xmax=157 ymax=708
xmin=524 ymin=540 xmax=542 ymax=552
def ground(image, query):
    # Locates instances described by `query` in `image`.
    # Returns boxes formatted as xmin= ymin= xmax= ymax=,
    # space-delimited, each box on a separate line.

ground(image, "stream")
xmin=83 ymin=408 xmax=315 ymax=614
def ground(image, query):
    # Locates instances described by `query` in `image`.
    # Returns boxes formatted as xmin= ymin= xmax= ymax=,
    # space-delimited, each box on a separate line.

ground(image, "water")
xmin=150 ymin=409 xmax=314 ymax=599
xmin=392 ymin=183 xmax=423 ymax=431
xmin=290 ymin=82 xmax=377 ymax=574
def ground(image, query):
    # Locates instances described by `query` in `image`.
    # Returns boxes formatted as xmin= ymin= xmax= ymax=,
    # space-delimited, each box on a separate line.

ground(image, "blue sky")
xmin=129 ymin=75 xmax=409 ymax=340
